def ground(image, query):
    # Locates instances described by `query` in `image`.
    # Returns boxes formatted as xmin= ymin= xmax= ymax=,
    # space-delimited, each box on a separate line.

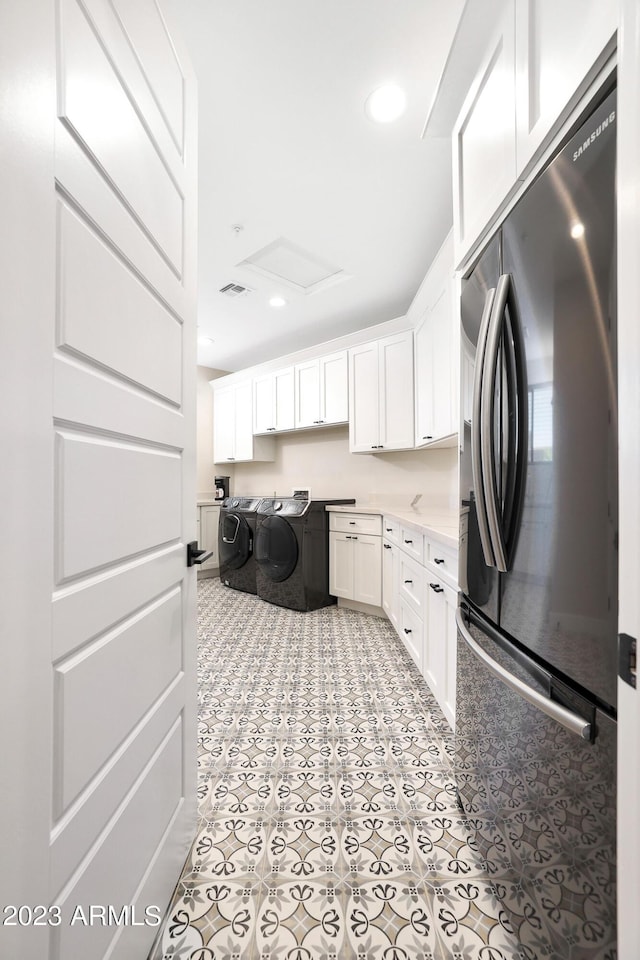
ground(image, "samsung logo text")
xmin=573 ymin=111 xmax=616 ymax=161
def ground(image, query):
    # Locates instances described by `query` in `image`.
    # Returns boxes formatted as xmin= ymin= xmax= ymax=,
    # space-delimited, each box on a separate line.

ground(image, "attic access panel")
xmin=237 ymin=237 xmax=350 ymax=295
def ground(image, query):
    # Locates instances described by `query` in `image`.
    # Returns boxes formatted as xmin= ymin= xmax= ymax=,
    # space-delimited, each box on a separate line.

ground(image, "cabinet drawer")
xmin=329 ymin=512 xmax=382 ymax=536
xmin=425 ymin=539 xmax=458 ymax=587
xmin=398 ymin=552 xmax=425 ymax=617
xmin=382 ymin=516 xmax=400 ymax=544
xmin=397 ymin=600 xmax=423 ymax=671
xmin=400 ymin=527 xmax=424 ymax=563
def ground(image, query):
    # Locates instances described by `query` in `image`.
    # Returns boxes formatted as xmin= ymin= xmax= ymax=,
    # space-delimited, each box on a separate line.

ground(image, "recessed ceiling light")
xmin=198 ymin=336 xmax=214 ymax=345
xmin=365 ymin=83 xmax=407 ymax=123
xmin=269 ymin=296 xmax=287 ymax=307
xmin=570 ymin=222 xmax=585 ymax=239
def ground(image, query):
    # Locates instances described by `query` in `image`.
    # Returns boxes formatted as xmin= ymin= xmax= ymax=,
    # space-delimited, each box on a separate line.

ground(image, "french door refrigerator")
xmin=457 ymin=86 xmax=617 ymax=958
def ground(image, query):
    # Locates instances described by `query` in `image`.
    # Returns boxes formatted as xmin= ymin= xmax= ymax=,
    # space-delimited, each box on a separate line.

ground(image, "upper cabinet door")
xmin=320 ymin=351 xmax=348 ymax=425
xmin=515 ymin=0 xmax=617 ymax=174
xmin=274 ymin=367 xmax=295 ymax=431
xmin=295 ymin=359 xmax=321 ymax=428
xmin=453 ymin=0 xmax=517 ymax=265
xmin=379 ymin=331 xmax=414 ymax=451
xmin=213 ymin=386 xmax=235 ymax=462
xmin=349 ymin=342 xmax=380 ymax=452
xmin=253 ymin=374 xmax=275 ymax=434
xmin=232 ymin=380 xmax=254 ymax=461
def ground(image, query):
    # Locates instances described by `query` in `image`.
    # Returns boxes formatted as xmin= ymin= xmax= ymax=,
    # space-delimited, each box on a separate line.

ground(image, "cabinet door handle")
xmin=423 ymin=436 xmax=433 ymax=440
xmin=404 ymin=539 xmax=413 ymax=544
xmin=403 ymin=579 xmax=413 ymax=585
xmin=349 ymin=521 xmax=356 ymax=525
xmin=386 ymin=527 xmax=393 ymax=532
xmin=383 ymin=544 xmax=391 ymax=550
xmin=371 ymin=445 xmax=377 ymax=449
xmin=267 ymin=426 xmax=276 ymax=431
xmin=434 ymin=558 xmax=445 ymax=565
xmin=403 ymin=628 xmax=412 ymax=635
xmin=227 ymin=457 xmax=235 ymax=461
xmin=352 ymin=536 xmax=358 ymax=540
xmin=429 ymin=582 xmax=444 ymax=593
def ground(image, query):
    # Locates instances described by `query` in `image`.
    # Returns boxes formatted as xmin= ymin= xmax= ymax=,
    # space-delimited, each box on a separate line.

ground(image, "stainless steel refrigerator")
xmin=457 ymin=85 xmax=617 ymax=958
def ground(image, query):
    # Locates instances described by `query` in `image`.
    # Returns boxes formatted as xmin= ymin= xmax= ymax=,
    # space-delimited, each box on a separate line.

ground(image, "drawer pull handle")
xmin=429 ymin=582 xmax=444 ymax=593
xmin=404 ymin=539 xmax=413 ymax=544
xmin=386 ymin=527 xmax=393 ymax=532
xmin=383 ymin=544 xmax=391 ymax=550
xmin=434 ymin=558 xmax=445 ymax=565
xmin=403 ymin=579 xmax=413 ymax=585
xmin=349 ymin=521 xmax=356 ymax=525
xmin=404 ymin=628 xmax=412 ymax=635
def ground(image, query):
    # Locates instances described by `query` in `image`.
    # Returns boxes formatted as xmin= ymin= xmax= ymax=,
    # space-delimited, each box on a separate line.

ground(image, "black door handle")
xmin=187 ymin=541 xmax=213 ymax=567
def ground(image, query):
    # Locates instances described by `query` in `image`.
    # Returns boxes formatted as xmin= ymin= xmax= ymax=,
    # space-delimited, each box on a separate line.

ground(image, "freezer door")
xmin=455 ymin=606 xmax=616 ymax=956
xmin=500 ymin=89 xmax=618 ymax=708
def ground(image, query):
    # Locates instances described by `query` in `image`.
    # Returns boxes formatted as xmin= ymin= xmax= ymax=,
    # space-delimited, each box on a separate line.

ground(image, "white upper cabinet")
xmin=413 ymin=233 xmax=458 ymax=447
xmin=453 ymin=0 xmax=617 ymax=266
xmin=295 ymin=351 xmax=348 ymax=429
xmin=453 ymin=0 xmax=516 ymax=265
xmin=213 ymin=381 xmax=275 ymax=463
xmin=253 ymin=367 xmax=294 ymax=434
xmin=349 ymin=331 xmax=414 ymax=453
xmin=515 ymin=0 xmax=617 ymax=174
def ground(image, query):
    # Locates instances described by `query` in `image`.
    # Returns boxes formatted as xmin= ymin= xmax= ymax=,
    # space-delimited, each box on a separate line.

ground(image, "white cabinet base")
xmin=336 ymin=597 xmax=386 ymax=618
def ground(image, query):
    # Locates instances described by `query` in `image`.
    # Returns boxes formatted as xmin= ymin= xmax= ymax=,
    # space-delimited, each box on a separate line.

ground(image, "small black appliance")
xmin=214 ymin=476 xmax=230 ymax=501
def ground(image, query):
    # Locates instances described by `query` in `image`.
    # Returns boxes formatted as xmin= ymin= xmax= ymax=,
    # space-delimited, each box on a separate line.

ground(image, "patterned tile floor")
xmin=149 ymin=578 xmax=527 ymax=960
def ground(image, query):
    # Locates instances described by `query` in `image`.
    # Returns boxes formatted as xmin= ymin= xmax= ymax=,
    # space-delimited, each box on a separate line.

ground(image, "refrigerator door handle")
xmin=480 ymin=274 xmax=510 ymax=572
xmin=456 ymin=607 xmax=592 ymax=741
xmin=471 ymin=286 xmax=497 ymax=568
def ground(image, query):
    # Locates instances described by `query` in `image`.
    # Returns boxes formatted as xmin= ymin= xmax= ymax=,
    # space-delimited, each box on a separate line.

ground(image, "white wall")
xmin=197 ymin=365 xmax=229 ymax=496
xmin=230 ymin=425 xmax=458 ymax=510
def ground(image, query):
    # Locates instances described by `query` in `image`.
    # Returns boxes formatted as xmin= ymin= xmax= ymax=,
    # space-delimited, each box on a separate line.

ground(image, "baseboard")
xmin=336 ymin=598 xmax=386 ymax=618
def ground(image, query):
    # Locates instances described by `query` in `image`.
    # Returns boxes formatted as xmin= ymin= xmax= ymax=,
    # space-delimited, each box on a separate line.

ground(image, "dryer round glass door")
xmin=255 ymin=515 xmax=298 ymax=582
xmin=219 ymin=512 xmax=252 ymax=571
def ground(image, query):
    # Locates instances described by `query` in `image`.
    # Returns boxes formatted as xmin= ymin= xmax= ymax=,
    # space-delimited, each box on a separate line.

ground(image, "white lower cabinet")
xmin=398 ymin=598 xmax=423 ymax=671
xmin=196 ymin=504 xmax=220 ymax=574
xmin=382 ymin=515 xmax=458 ymax=729
xmin=382 ymin=538 xmax=398 ymax=629
xmin=329 ymin=513 xmax=382 ymax=607
xmin=424 ymin=577 xmax=457 ymax=729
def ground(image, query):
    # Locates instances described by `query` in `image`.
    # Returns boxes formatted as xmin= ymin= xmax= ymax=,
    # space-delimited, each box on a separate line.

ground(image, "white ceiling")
xmin=164 ymin=0 xmax=465 ymax=372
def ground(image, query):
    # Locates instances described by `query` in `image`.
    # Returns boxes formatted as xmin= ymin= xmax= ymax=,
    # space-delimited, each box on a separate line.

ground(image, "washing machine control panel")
xmin=259 ymin=497 xmax=309 ymax=516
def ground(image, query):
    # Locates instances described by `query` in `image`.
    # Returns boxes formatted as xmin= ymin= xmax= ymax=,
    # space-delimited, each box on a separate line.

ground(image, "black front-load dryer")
xmin=218 ymin=497 xmax=262 ymax=594
xmin=255 ymin=497 xmax=354 ymax=611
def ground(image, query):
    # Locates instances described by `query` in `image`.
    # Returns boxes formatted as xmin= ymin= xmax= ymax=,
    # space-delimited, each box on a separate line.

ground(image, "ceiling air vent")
xmin=219 ymin=282 xmax=251 ymax=298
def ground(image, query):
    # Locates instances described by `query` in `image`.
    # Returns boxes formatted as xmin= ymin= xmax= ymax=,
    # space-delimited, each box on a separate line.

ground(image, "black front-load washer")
xmin=218 ymin=497 xmax=262 ymax=594
xmin=255 ymin=497 xmax=354 ymax=611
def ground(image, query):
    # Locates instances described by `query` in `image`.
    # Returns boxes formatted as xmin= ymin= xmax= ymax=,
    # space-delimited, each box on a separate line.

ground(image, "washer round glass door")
xmin=219 ymin=512 xmax=252 ymax=571
xmin=255 ymin=515 xmax=298 ymax=582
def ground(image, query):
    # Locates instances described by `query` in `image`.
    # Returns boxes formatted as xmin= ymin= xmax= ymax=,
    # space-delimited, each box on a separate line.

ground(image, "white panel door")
xmin=379 ymin=332 xmax=415 ymax=451
xmin=320 ymin=350 xmax=348 ymax=425
xmin=0 ymin=3 xmax=197 ymax=959
xmin=617 ymin=0 xmax=640 ymax=951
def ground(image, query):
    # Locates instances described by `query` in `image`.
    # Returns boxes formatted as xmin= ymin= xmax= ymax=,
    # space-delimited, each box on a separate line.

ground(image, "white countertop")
xmin=325 ymin=503 xmax=460 ymax=549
